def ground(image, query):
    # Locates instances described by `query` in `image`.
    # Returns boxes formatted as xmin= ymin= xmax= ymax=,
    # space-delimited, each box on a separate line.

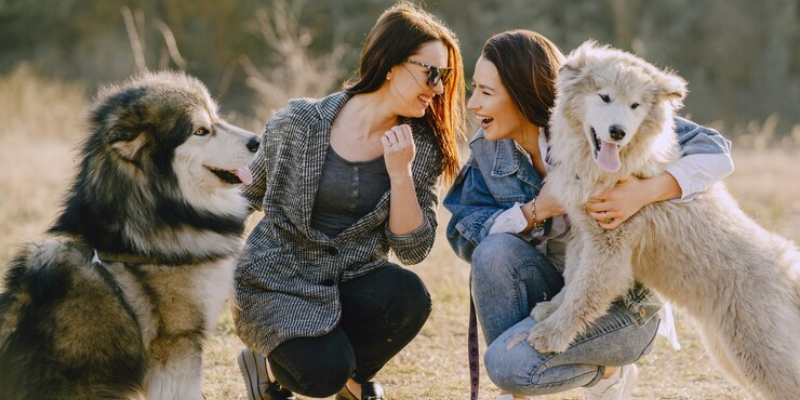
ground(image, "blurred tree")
xmin=638 ymin=0 xmax=799 ymax=130
xmin=0 ymin=0 xmax=796 ymax=131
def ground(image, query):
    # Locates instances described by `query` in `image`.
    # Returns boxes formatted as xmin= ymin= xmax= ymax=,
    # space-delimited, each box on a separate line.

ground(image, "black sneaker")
xmin=237 ymin=348 xmax=296 ymax=400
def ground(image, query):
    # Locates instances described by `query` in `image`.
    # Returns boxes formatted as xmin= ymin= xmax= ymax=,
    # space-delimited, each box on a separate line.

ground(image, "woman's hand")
xmin=586 ymin=174 xmax=680 ymax=230
xmin=381 ymin=124 xmax=416 ymax=181
xmin=383 ymin=124 xmax=424 ymax=236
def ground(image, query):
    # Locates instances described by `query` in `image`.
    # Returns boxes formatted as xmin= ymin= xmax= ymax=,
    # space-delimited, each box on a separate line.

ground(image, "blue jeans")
xmin=471 ymin=234 xmax=660 ymax=395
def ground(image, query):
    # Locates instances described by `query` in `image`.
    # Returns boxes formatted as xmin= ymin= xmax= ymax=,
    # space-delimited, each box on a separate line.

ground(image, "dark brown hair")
xmin=344 ymin=2 xmax=465 ymax=184
xmin=481 ymin=30 xmax=564 ymax=138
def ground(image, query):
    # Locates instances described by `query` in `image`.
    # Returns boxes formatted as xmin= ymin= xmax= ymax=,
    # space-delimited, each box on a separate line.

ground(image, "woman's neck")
xmin=339 ymin=91 xmax=399 ymax=139
xmin=515 ymin=123 xmax=548 ymax=177
xmin=515 ymin=123 xmax=542 ymax=159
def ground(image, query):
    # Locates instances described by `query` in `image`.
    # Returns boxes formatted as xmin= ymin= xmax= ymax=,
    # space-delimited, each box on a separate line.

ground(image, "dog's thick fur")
xmin=527 ymin=42 xmax=800 ymax=399
xmin=0 ymin=72 xmax=258 ymax=399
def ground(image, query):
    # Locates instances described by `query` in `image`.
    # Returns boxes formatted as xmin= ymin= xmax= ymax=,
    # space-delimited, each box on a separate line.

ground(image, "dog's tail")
xmin=0 ymin=250 xmax=35 ymax=346
xmin=0 ymin=244 xmax=72 ymax=399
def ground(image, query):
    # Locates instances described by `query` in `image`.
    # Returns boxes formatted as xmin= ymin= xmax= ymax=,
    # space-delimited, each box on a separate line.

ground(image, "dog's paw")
xmin=527 ymin=321 xmax=572 ymax=354
xmin=531 ymin=301 xmax=557 ymax=321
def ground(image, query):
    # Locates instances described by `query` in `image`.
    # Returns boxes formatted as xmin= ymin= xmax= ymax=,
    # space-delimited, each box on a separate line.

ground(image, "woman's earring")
xmin=386 ymin=75 xmax=391 ymax=81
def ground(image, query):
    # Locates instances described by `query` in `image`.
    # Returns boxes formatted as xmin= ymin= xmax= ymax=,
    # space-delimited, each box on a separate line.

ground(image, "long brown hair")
xmin=481 ymin=30 xmax=564 ymax=139
xmin=344 ymin=2 xmax=465 ymax=184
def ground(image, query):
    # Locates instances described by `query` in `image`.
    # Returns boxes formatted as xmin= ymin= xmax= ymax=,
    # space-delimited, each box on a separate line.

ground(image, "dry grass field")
xmin=1 ymin=69 xmax=798 ymax=399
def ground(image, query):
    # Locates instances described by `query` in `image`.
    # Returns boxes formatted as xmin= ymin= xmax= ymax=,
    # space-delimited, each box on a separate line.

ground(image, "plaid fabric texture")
xmin=234 ymin=92 xmax=444 ymax=356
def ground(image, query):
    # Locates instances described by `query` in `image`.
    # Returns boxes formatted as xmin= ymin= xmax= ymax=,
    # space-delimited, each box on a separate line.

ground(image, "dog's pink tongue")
xmin=597 ymin=141 xmax=621 ymax=172
xmin=235 ymin=168 xmax=253 ymax=186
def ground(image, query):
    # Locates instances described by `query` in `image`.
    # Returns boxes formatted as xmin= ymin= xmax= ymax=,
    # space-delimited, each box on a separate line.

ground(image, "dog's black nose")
xmin=609 ymin=125 xmax=626 ymax=141
xmin=246 ymin=136 xmax=260 ymax=153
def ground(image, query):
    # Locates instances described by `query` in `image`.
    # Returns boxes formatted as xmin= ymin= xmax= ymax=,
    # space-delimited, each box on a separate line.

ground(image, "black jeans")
xmin=268 ymin=264 xmax=432 ymax=398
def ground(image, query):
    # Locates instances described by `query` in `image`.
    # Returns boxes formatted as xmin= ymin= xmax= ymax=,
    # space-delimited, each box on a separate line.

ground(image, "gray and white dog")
xmin=0 ymin=71 xmax=259 ymax=400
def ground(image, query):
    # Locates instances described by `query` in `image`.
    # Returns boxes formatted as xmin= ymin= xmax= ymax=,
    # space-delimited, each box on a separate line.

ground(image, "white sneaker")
xmin=237 ymin=348 xmax=295 ymax=400
xmin=582 ymin=364 xmax=638 ymax=400
xmin=493 ymin=394 xmax=530 ymax=400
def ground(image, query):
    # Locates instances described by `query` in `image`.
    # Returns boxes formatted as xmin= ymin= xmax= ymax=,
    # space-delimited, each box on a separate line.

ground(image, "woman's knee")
xmin=273 ymin=354 xmax=353 ymax=397
xmin=636 ymin=315 xmax=661 ymax=360
xmin=384 ymin=268 xmax=432 ymax=326
xmin=472 ymin=234 xmax=536 ymax=279
xmin=270 ymin=333 xmax=355 ymax=397
xmin=567 ymin=304 xmax=661 ymax=366
xmin=483 ymin=334 xmax=539 ymax=394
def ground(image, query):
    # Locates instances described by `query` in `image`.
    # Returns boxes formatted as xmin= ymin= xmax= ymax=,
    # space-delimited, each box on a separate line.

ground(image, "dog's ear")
xmin=654 ymin=70 xmax=688 ymax=107
xmin=558 ymin=63 xmax=581 ymax=83
xmin=91 ymin=86 xmax=153 ymax=162
xmin=558 ymin=40 xmax=602 ymax=89
xmin=109 ymin=131 xmax=150 ymax=161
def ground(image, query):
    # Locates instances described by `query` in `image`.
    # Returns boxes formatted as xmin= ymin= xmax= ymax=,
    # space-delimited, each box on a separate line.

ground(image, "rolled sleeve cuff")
xmin=488 ymin=202 xmax=528 ymax=235
xmin=386 ymin=219 xmax=434 ymax=264
xmin=457 ymin=209 xmax=505 ymax=247
xmin=665 ymin=164 xmax=695 ymax=202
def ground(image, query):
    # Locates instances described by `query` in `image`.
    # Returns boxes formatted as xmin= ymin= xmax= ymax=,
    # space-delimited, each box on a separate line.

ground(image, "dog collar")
xmin=93 ymin=249 xmax=160 ymax=265
xmin=92 ymin=249 xmax=226 ymax=266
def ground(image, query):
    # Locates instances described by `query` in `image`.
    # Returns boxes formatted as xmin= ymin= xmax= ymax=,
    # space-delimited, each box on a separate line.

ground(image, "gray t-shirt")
xmin=310 ymin=146 xmax=390 ymax=238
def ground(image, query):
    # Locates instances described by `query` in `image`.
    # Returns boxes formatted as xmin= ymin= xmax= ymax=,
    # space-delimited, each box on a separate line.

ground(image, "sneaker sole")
xmin=621 ymin=364 xmax=639 ymax=399
xmin=237 ymin=350 xmax=267 ymax=400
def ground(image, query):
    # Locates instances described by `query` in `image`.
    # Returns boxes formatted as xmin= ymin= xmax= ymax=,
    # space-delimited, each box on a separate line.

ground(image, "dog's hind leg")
xmin=707 ymin=298 xmax=800 ymax=400
xmin=697 ymin=324 xmax=760 ymax=398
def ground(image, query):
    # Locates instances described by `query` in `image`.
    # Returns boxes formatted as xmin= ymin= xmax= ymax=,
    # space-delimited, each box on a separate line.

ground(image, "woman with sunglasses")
xmin=233 ymin=3 xmax=464 ymax=400
xmin=444 ymin=30 xmax=733 ymax=400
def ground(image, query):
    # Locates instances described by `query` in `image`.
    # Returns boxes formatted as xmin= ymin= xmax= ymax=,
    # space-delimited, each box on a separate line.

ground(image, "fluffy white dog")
xmin=527 ymin=41 xmax=800 ymax=400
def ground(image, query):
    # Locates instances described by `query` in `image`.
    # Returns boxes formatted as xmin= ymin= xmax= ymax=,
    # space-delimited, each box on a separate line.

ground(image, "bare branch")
xmin=242 ymin=0 xmax=347 ymax=115
xmin=121 ymin=6 xmax=147 ymax=73
xmin=155 ymin=20 xmax=187 ymax=70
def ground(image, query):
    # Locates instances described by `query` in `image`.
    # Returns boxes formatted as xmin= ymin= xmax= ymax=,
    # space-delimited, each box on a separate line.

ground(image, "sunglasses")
xmin=405 ymin=59 xmax=452 ymax=88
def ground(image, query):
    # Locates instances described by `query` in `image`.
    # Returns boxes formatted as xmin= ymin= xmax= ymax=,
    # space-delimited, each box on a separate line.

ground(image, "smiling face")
xmin=386 ymin=40 xmax=449 ymax=118
xmin=467 ymin=56 xmax=533 ymax=142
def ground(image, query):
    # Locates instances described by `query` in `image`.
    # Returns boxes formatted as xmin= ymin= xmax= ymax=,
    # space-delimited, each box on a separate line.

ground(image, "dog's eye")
xmin=631 ymin=103 xmax=640 ymax=110
xmin=599 ymin=94 xmax=611 ymax=103
xmin=193 ymin=127 xmax=210 ymax=136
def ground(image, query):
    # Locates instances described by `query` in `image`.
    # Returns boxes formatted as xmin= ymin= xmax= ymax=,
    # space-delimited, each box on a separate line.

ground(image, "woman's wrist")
xmin=529 ymin=198 xmax=549 ymax=222
xmin=531 ymin=203 xmax=546 ymax=234
xmin=388 ymin=169 xmax=414 ymax=185
xmin=521 ymin=198 xmax=547 ymax=232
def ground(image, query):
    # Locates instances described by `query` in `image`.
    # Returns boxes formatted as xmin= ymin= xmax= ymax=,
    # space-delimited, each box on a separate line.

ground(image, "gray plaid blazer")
xmin=234 ymin=92 xmax=444 ymax=356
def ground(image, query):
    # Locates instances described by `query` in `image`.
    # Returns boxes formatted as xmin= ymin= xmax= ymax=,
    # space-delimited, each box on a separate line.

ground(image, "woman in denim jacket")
xmin=444 ymin=30 xmax=733 ymax=400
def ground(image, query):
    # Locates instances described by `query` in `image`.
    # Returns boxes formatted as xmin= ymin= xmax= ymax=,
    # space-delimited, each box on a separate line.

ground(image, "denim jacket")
xmin=444 ymin=117 xmax=732 ymax=325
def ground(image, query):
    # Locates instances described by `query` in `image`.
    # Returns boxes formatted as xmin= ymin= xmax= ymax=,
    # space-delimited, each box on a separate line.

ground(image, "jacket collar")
xmin=296 ymin=95 xmax=345 ymax=241
xmin=482 ymin=131 xmax=543 ymax=189
xmin=313 ymin=91 xmax=351 ymax=123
